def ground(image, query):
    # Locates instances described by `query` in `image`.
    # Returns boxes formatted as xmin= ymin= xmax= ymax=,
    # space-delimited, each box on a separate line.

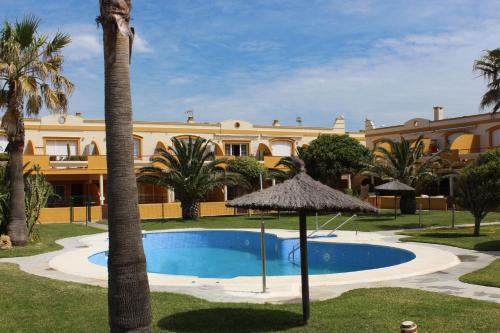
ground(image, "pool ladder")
xmin=288 ymin=214 xmax=357 ymax=264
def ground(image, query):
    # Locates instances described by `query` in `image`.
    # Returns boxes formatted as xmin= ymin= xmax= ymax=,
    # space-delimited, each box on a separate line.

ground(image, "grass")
xmin=0 ymin=224 xmax=102 ymax=258
xmin=97 ymin=210 xmax=500 ymax=233
xmin=460 ymin=259 xmax=500 ymax=289
xmin=399 ymin=225 xmax=500 ymax=251
xmin=0 ymin=263 xmax=499 ymax=332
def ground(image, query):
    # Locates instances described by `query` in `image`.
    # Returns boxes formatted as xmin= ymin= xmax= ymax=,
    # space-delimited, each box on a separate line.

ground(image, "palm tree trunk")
xmin=99 ymin=1 xmax=152 ymax=331
xmin=5 ymin=86 xmax=28 ymax=246
xmin=6 ymin=139 xmax=28 ymax=246
xmin=473 ymin=216 xmax=481 ymax=236
xmin=181 ymin=200 xmax=200 ymax=219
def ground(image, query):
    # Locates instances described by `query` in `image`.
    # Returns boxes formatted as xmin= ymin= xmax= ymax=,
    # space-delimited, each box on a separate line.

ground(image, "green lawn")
xmin=399 ymin=225 xmax=500 ymax=251
xmin=460 ymin=259 xmax=500 ymax=289
xmin=0 ymin=263 xmax=499 ymax=333
xmin=0 ymin=224 xmax=103 ymax=258
xmin=98 ymin=210 xmax=500 ymax=233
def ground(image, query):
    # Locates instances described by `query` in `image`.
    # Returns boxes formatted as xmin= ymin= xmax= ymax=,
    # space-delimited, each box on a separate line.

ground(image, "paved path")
xmin=1 ymin=227 xmax=499 ymax=304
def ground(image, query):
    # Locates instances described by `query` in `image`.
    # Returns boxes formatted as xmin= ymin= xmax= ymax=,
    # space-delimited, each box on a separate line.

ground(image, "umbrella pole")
xmin=394 ymin=195 xmax=397 ymax=219
xmin=260 ymin=214 xmax=267 ymax=293
xmin=299 ymin=210 xmax=310 ymax=325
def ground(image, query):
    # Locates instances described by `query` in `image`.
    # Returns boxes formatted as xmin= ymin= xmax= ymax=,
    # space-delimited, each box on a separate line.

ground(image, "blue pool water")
xmin=89 ymin=230 xmax=415 ymax=278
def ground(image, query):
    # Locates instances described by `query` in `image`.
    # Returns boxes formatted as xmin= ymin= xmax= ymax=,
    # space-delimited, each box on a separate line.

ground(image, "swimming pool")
xmin=88 ymin=230 xmax=416 ymax=278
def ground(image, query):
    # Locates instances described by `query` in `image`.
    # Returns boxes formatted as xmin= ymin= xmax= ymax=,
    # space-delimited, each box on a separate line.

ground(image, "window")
xmin=492 ymin=128 xmax=500 ymax=147
xmin=46 ymin=139 xmax=78 ymax=157
xmin=271 ymin=140 xmax=292 ymax=156
xmin=225 ymin=143 xmax=248 ymax=156
xmin=0 ymin=136 xmax=8 ymax=152
xmin=133 ymin=137 xmax=141 ymax=158
xmin=54 ymin=185 xmax=65 ymax=199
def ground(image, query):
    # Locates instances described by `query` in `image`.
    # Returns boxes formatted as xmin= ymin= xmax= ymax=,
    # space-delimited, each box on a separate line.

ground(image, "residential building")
xmin=14 ymin=113 xmax=364 ymax=208
xmin=364 ymin=107 xmax=500 ymax=196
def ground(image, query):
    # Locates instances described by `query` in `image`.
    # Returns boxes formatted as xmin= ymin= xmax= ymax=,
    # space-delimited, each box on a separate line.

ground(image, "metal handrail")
xmin=327 ymin=214 xmax=357 ymax=236
xmin=288 ymin=213 xmax=341 ymax=263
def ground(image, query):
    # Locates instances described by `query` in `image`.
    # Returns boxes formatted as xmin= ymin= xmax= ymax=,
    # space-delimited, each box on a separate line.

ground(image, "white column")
xmin=224 ymin=185 xmax=228 ymax=201
xmin=99 ymin=174 xmax=105 ymax=205
xmin=169 ymin=189 xmax=175 ymax=203
xmin=272 ymin=178 xmax=276 ymax=186
xmin=449 ymin=176 xmax=454 ymax=197
xmin=348 ymin=174 xmax=352 ymax=189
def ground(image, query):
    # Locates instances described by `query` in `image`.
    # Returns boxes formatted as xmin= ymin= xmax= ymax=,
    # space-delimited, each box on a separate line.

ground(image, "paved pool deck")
xmin=1 ymin=227 xmax=499 ymax=304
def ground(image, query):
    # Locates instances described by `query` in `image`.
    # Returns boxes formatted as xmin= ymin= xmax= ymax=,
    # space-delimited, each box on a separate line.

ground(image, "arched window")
xmin=491 ymin=128 xmax=500 ymax=147
xmin=446 ymin=132 xmax=467 ymax=146
xmin=84 ymin=141 xmax=100 ymax=156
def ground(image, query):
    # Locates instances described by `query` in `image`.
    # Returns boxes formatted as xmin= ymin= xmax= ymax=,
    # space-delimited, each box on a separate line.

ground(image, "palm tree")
xmin=97 ymin=1 xmax=152 ymax=331
xmin=0 ymin=16 xmax=73 ymax=245
xmin=364 ymin=136 xmax=446 ymax=213
xmin=270 ymin=147 xmax=307 ymax=181
xmin=138 ymin=137 xmax=244 ymax=219
xmin=473 ymin=48 xmax=500 ymax=113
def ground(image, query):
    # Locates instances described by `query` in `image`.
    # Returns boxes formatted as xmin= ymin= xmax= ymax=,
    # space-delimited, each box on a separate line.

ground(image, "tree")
xmin=473 ymin=48 xmax=500 ymax=113
xmin=364 ymin=136 xmax=446 ymax=214
xmin=138 ymin=137 xmax=244 ymax=219
xmin=300 ymin=134 xmax=370 ymax=188
xmin=227 ymin=156 xmax=267 ymax=191
xmin=24 ymin=165 xmax=56 ymax=242
xmin=455 ymin=149 xmax=500 ymax=236
xmin=0 ymin=16 xmax=73 ymax=246
xmin=97 ymin=1 xmax=152 ymax=331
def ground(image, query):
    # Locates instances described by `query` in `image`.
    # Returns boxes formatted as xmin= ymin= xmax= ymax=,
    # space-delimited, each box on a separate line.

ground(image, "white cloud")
xmin=65 ymin=33 xmax=102 ymax=61
xmin=133 ymin=33 xmax=153 ymax=53
xmin=156 ymin=20 xmax=500 ymax=130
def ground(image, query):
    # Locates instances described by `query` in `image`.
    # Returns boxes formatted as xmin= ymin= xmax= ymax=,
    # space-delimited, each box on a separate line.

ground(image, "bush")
xmin=226 ymin=157 xmax=268 ymax=191
xmin=301 ymin=134 xmax=371 ymax=189
xmin=24 ymin=167 xmax=57 ymax=241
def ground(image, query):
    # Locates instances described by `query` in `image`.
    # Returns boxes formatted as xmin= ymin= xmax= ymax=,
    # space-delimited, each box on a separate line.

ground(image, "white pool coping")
xmin=49 ymin=228 xmax=460 ymax=300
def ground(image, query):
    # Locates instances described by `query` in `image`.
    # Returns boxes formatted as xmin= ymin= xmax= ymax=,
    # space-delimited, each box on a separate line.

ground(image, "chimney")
xmin=185 ymin=110 xmax=195 ymax=123
xmin=365 ymin=118 xmax=376 ymax=130
xmin=433 ymin=106 xmax=444 ymax=121
xmin=272 ymin=119 xmax=280 ymax=126
xmin=75 ymin=112 xmax=82 ymax=117
xmin=333 ymin=116 xmax=345 ymax=132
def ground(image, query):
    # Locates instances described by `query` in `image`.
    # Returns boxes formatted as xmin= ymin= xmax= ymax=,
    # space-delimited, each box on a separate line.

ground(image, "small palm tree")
xmin=364 ymin=136 xmax=446 ymax=213
xmin=270 ymin=147 xmax=307 ymax=180
xmin=473 ymin=48 xmax=500 ymax=113
xmin=138 ymin=137 xmax=244 ymax=219
xmin=0 ymin=16 xmax=73 ymax=245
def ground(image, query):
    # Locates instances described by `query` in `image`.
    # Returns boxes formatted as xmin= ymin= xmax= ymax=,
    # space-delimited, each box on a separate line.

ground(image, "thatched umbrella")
xmin=375 ymin=180 xmax=415 ymax=219
xmin=227 ymin=159 xmax=377 ymax=324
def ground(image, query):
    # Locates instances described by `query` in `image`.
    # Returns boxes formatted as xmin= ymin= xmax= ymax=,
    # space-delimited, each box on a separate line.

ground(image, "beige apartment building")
xmin=14 ymin=113 xmax=364 ymax=210
xmin=364 ymin=107 xmax=500 ymax=196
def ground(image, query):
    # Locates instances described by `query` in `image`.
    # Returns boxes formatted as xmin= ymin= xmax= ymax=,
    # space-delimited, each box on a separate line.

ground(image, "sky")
xmin=2 ymin=0 xmax=499 ymax=130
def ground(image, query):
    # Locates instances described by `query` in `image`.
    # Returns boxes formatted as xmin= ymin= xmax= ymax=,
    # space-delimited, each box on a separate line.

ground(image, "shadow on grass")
xmin=409 ymin=232 xmax=481 ymax=239
xmin=474 ymin=240 xmax=500 ymax=251
xmin=157 ymin=307 xmax=303 ymax=333
xmin=376 ymin=223 xmax=423 ymax=230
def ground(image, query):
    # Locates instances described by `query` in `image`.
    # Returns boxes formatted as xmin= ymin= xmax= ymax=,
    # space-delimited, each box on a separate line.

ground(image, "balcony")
xmin=23 ymin=155 xmax=108 ymax=174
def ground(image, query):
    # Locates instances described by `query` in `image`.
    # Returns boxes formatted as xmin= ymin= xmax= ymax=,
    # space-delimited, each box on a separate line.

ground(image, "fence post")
xmin=162 ymin=193 xmax=165 ymax=220
xmin=85 ymin=196 xmax=89 ymax=226
xmin=418 ymin=204 xmax=422 ymax=228
xmin=452 ymin=204 xmax=455 ymax=229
